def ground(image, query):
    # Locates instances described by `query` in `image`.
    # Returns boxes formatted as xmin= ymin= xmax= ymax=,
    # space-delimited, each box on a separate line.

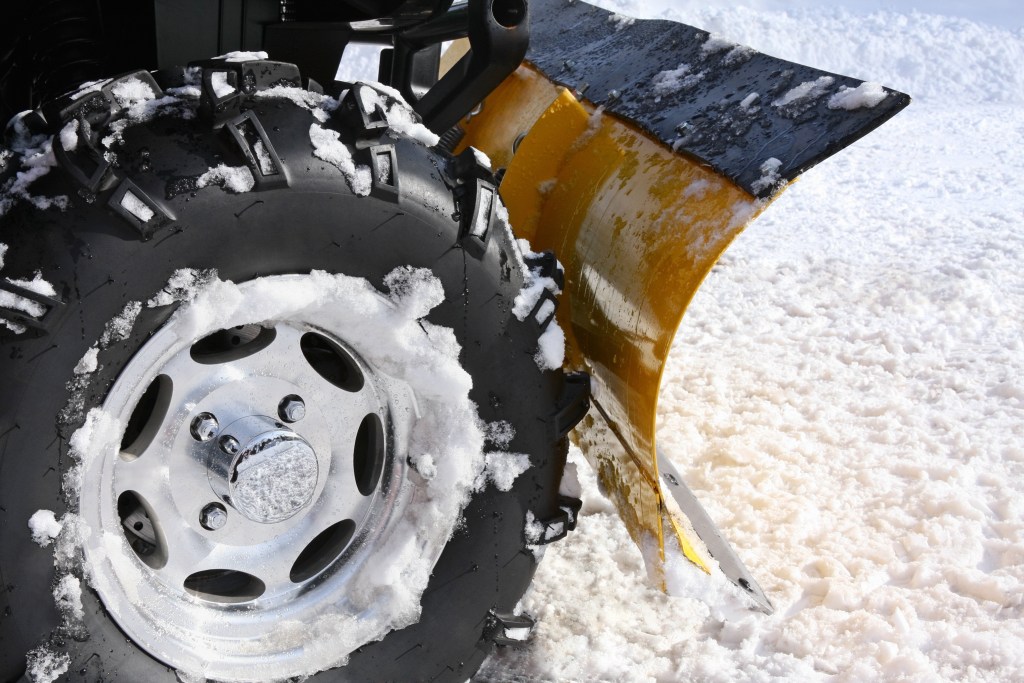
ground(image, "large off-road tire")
xmin=0 ymin=60 xmax=588 ymax=682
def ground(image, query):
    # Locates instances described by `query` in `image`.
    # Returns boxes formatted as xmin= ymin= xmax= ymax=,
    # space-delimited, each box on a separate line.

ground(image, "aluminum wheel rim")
xmin=77 ymin=276 xmax=429 ymax=681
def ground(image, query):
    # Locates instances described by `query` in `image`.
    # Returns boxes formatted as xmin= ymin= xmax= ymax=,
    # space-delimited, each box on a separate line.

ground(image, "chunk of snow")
xmin=98 ymin=301 xmax=142 ymax=346
xmin=534 ymin=298 xmax=556 ymax=326
xmin=215 ymin=50 xmax=269 ymax=62
xmin=0 ymin=271 xmax=56 ymax=323
xmin=524 ymin=511 xmax=546 ymax=559
xmin=652 ymin=535 xmax=753 ymax=622
xmin=608 ymin=13 xmax=635 ymax=30
xmin=146 ymin=268 xmax=216 ymax=307
xmin=29 ymin=510 xmax=62 ymax=547
xmin=512 ymin=241 xmax=563 ymax=321
xmin=409 ymin=451 xmax=437 ymax=480
xmin=739 ymin=92 xmax=760 ymax=110
xmin=751 ymin=157 xmax=783 ymax=195
xmin=829 ymin=82 xmax=889 ymax=110
xmin=652 ymin=63 xmax=706 ymax=95
xmin=119 ymin=190 xmax=154 ymax=222
xmin=478 ymin=452 xmax=531 ymax=492
xmin=702 ymin=34 xmax=736 ymax=54
xmin=309 ymin=123 xmax=372 ymax=196
xmin=73 ymin=347 xmax=99 ymax=375
xmin=253 ymin=139 xmax=276 ymax=175
xmin=558 ymin=460 xmax=582 ymax=499
xmin=0 ymin=318 xmax=24 ymax=335
xmin=11 ymin=271 xmax=57 ymax=298
xmin=356 ymin=84 xmax=440 ymax=147
xmin=773 ymin=75 xmax=835 ymax=107
xmin=534 ymin=323 xmax=566 ymax=370
xmin=209 ymin=71 xmax=235 ymax=98
xmin=723 ymin=45 xmax=756 ymax=66
xmin=196 ymin=164 xmax=255 ymax=193
xmin=384 ymin=266 xmax=445 ymax=319
xmin=58 ymin=120 xmax=79 ymax=152
xmin=110 ymin=77 xmax=156 ymax=108
xmin=255 ymin=85 xmax=338 ymax=123
xmin=504 ymin=626 xmax=533 ymax=641
xmin=0 ymin=270 xmax=59 ymax=333
xmin=471 ymin=185 xmax=494 ymax=238
xmin=509 ymin=236 xmax=566 ymax=370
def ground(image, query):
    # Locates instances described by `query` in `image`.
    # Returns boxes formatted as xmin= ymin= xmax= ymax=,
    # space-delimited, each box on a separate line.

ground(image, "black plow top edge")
xmin=526 ymin=0 xmax=911 ymax=198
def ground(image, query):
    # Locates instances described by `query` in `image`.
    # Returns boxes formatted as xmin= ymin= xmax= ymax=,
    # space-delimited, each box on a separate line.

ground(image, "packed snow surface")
xmin=479 ymin=0 xmax=1024 ymax=681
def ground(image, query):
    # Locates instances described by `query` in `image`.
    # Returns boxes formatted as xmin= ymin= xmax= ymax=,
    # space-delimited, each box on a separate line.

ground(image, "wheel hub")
xmin=206 ymin=415 xmax=320 ymax=524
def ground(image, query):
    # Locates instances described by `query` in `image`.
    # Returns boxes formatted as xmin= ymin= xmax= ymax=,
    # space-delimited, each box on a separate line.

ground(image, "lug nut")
xmin=199 ymin=503 xmax=227 ymax=531
xmin=219 ymin=435 xmax=241 ymax=455
xmin=190 ymin=413 xmax=219 ymax=442
xmin=279 ymin=395 xmax=306 ymax=423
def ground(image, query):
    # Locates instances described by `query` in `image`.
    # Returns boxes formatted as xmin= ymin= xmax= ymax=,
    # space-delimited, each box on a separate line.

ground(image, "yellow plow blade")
xmin=457 ymin=65 xmax=770 ymax=583
xmin=441 ymin=0 xmax=907 ymax=607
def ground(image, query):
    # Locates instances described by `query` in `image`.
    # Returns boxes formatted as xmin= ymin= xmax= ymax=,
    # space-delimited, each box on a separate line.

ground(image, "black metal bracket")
xmin=407 ymin=0 xmax=530 ymax=133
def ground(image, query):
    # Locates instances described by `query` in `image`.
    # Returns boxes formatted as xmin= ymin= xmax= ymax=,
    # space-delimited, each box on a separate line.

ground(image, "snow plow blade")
xmin=451 ymin=0 xmax=910 ymax=604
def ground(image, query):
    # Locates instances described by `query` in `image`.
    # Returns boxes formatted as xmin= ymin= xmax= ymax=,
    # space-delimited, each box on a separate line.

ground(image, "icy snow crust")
xmin=54 ymin=268 xmax=501 ymax=681
xmin=477 ymin=1 xmax=1024 ymax=681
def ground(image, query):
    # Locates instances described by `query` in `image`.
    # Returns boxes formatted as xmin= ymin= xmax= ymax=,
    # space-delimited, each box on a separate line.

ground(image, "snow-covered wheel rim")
xmin=75 ymin=273 xmax=479 ymax=681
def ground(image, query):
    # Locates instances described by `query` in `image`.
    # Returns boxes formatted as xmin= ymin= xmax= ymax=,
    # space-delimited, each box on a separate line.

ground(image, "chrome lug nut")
xmin=199 ymin=503 xmax=227 ymax=531
xmin=219 ymin=435 xmax=241 ymax=455
xmin=279 ymin=395 xmax=306 ymax=423
xmin=190 ymin=413 xmax=219 ymax=442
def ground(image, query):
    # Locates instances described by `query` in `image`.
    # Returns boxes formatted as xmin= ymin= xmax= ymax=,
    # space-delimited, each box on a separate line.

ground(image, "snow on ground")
xmin=480 ymin=1 xmax=1024 ymax=681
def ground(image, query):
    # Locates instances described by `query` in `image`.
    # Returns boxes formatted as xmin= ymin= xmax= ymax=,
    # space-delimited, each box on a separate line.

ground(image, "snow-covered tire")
xmin=0 ymin=60 xmax=588 ymax=682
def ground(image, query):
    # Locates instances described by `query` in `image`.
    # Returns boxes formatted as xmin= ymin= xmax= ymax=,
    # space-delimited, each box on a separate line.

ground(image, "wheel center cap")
xmin=208 ymin=416 xmax=320 ymax=524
